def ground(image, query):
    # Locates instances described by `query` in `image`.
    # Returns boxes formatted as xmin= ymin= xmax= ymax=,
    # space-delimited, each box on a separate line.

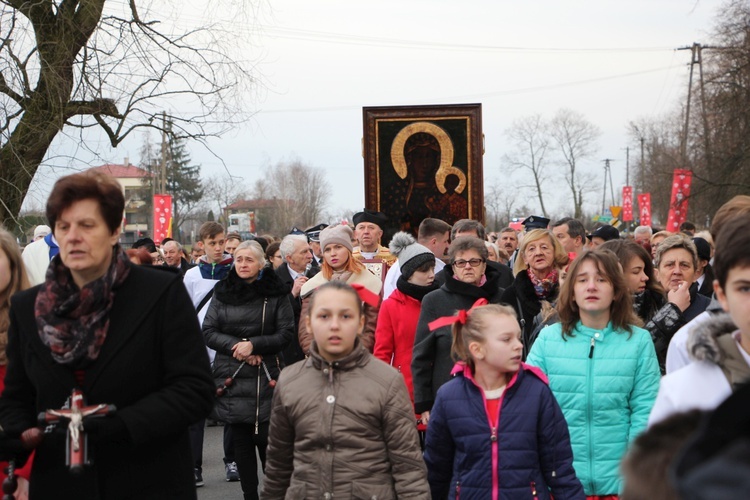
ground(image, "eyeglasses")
xmin=452 ymin=258 xmax=485 ymax=268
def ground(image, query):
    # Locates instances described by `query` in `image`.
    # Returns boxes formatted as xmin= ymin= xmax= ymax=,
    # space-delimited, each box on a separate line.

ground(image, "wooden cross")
xmin=39 ymin=388 xmax=116 ymax=473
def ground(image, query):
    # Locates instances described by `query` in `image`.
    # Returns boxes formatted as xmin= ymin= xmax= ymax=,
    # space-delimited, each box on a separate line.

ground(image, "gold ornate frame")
xmin=362 ymin=104 xmax=484 ymax=239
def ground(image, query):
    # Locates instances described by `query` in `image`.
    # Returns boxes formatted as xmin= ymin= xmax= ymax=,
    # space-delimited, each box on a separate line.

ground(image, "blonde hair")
xmin=451 ymin=304 xmax=519 ymax=372
xmin=320 ymin=248 xmax=364 ymax=279
xmin=513 ymin=229 xmax=569 ymax=276
xmin=0 ymin=228 xmax=30 ymax=331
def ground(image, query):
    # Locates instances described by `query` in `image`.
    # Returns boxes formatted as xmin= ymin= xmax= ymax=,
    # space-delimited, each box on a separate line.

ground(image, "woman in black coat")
xmin=0 ymin=171 xmax=214 ymax=499
xmin=411 ymin=237 xmax=505 ymax=425
xmin=203 ymin=240 xmax=294 ymax=500
xmin=501 ymin=229 xmax=569 ymax=359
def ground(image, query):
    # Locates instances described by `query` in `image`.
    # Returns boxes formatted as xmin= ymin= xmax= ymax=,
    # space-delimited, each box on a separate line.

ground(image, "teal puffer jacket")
xmin=526 ymin=321 xmax=660 ymax=496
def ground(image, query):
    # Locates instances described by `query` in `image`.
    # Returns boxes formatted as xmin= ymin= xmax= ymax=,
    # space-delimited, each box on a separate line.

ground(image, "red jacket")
xmin=374 ymin=289 xmax=422 ymax=403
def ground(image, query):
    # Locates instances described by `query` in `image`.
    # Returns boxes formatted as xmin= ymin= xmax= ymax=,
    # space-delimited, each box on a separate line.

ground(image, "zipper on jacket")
xmin=530 ymin=481 xmax=538 ymax=500
xmin=455 ymin=480 xmax=460 ymax=498
xmin=254 ymin=366 xmax=261 ymax=435
xmin=587 ymin=337 xmax=595 ymax=493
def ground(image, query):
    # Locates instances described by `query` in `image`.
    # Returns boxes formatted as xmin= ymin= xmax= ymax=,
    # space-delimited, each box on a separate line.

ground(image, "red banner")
xmin=638 ymin=193 xmax=651 ymax=227
xmin=153 ymin=194 xmax=173 ymax=243
xmin=622 ymin=186 xmax=634 ymax=222
xmin=666 ymin=169 xmax=693 ymax=232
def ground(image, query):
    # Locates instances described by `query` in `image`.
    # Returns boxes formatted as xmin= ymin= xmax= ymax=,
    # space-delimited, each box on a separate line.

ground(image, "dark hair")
xmin=46 ymin=171 xmax=124 ymax=233
xmin=621 ymin=410 xmax=704 ymax=500
xmin=557 ymin=249 xmax=640 ymax=337
xmin=499 ymin=227 xmax=517 ymax=234
xmin=225 ymin=232 xmax=242 ymax=242
xmin=713 ymin=213 xmax=750 ymax=289
xmin=265 ymin=241 xmax=281 ymax=260
xmin=599 ymin=239 xmax=665 ymax=297
xmin=199 ymin=221 xmax=224 ymax=242
xmin=451 ymin=219 xmax=486 ymax=240
xmin=711 ymin=195 xmax=750 ymax=241
xmin=552 ymin=217 xmax=586 ymax=242
xmin=679 ymin=221 xmax=696 ymax=233
xmin=307 ymin=281 xmax=364 ymax=317
xmin=451 ymin=304 xmax=519 ymax=373
xmin=448 ymin=237 xmax=488 ymax=262
xmin=418 ymin=218 xmax=451 ymax=242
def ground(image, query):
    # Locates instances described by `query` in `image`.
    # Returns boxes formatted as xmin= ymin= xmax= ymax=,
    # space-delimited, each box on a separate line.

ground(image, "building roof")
xmin=89 ymin=164 xmax=153 ymax=179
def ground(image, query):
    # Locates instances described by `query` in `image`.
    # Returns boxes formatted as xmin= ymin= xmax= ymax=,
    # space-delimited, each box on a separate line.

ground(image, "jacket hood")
xmin=451 ymin=361 xmax=549 ymax=386
xmin=687 ymin=312 xmax=737 ymax=363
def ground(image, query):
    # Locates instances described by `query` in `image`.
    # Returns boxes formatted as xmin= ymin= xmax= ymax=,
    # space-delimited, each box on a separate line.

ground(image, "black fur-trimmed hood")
xmin=687 ymin=312 xmax=738 ymax=363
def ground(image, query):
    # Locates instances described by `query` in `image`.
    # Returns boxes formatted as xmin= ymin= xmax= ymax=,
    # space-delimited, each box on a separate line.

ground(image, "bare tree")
xmin=549 ymin=108 xmax=601 ymax=219
xmin=502 ymin=114 xmax=551 ymax=217
xmin=484 ymin=178 xmax=519 ymax=230
xmin=251 ymin=159 xmax=331 ymax=236
xmin=202 ymin=173 xmax=250 ymax=225
xmin=0 ymin=1 xmax=256 ymax=228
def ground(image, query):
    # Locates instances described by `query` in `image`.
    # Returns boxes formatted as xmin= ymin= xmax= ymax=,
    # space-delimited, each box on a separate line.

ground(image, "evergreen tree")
xmin=166 ymin=126 xmax=204 ymax=243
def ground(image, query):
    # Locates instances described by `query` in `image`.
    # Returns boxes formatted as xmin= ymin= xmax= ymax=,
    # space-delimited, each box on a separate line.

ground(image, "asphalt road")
xmin=197 ymin=423 xmax=264 ymax=500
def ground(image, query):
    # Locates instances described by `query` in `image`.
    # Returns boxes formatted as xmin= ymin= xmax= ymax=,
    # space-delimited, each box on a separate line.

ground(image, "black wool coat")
xmin=501 ymin=269 xmax=559 ymax=360
xmin=275 ymin=262 xmax=319 ymax=365
xmin=411 ymin=265 xmax=506 ymax=414
xmin=0 ymin=265 xmax=215 ymax=500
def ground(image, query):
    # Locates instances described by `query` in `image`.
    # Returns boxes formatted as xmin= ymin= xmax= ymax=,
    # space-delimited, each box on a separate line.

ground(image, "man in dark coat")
xmin=275 ymin=234 xmax=319 ymax=365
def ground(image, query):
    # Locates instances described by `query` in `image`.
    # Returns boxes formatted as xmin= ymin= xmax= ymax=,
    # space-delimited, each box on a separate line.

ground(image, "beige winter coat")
xmin=261 ymin=340 xmax=430 ymax=499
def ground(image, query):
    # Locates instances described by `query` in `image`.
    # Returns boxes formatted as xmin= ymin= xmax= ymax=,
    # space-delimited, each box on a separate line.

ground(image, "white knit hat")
xmin=389 ymin=232 xmax=434 ymax=279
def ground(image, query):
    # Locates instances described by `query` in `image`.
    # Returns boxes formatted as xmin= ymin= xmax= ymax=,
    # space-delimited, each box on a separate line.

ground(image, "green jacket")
xmin=526 ymin=321 xmax=660 ymax=495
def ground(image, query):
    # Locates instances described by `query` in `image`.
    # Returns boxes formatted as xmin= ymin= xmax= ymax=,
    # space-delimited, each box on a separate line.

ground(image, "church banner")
xmin=153 ymin=194 xmax=173 ymax=243
xmin=666 ymin=169 xmax=693 ymax=232
xmin=638 ymin=193 xmax=651 ymax=227
xmin=622 ymin=186 xmax=634 ymax=222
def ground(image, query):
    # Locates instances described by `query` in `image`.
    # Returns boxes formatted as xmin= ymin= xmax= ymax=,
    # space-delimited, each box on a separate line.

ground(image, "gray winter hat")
xmin=389 ymin=232 xmax=434 ymax=279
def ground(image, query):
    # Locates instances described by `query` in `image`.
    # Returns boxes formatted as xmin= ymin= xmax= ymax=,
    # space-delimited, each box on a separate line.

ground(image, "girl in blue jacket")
xmin=526 ymin=250 xmax=660 ymax=498
xmin=424 ymin=301 xmax=585 ymax=500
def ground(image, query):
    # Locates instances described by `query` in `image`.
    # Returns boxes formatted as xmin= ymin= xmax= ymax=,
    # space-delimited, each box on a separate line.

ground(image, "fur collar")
xmin=687 ymin=312 xmax=738 ymax=363
xmin=213 ymin=265 xmax=290 ymax=305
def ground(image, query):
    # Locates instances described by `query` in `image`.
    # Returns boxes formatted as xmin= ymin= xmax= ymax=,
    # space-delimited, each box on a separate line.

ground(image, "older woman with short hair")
xmin=411 ymin=236 xmax=506 ymax=425
xmin=203 ymin=240 xmax=294 ymax=500
xmin=501 ymin=229 xmax=569 ymax=359
xmin=0 ymin=171 xmax=214 ymax=499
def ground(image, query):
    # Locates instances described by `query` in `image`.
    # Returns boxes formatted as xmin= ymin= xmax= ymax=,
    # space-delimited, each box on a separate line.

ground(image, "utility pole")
xmin=677 ymin=43 xmax=717 ymax=170
xmin=160 ymin=111 xmax=167 ymax=194
xmin=602 ymin=159 xmax=616 ymax=214
xmin=624 ymin=146 xmax=630 ymax=187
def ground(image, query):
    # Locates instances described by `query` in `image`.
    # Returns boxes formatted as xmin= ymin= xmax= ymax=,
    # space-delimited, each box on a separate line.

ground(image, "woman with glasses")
xmin=412 ymin=237 xmax=505 ymax=427
xmin=501 ymin=229 xmax=569 ymax=359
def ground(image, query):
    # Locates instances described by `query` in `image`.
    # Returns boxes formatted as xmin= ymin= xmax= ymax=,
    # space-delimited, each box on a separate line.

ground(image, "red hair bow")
xmin=428 ymin=298 xmax=488 ymax=331
xmin=350 ymin=283 xmax=381 ymax=308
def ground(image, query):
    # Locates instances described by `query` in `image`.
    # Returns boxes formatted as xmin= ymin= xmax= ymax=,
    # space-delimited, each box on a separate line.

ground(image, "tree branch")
xmin=64 ymin=98 xmax=121 ymax=120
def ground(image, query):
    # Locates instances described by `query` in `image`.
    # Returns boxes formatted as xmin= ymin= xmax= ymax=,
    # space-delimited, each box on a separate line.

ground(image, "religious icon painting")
xmin=362 ymin=104 xmax=484 ymax=240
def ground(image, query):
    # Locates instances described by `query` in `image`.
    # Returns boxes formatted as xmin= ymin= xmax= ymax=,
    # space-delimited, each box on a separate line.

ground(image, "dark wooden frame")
xmin=362 ymin=104 xmax=484 ymax=239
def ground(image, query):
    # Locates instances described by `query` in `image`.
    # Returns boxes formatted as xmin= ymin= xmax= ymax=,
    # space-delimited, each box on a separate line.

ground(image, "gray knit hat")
xmin=319 ymin=224 xmax=354 ymax=253
xmin=389 ymin=232 xmax=434 ymax=279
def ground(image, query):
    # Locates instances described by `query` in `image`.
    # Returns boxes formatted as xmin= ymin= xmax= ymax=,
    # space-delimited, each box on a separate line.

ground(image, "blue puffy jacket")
xmin=424 ymin=363 xmax=585 ymax=500
xmin=526 ymin=321 xmax=660 ymax=495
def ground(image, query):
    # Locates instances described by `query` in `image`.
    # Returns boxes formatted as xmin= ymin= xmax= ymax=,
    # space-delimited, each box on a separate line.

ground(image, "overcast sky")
xmin=27 ymin=0 xmax=724 ymax=224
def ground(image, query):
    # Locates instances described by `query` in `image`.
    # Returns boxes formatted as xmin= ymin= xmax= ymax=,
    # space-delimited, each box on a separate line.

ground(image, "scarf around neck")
xmin=526 ymin=267 xmax=559 ymax=300
xmin=396 ymin=275 xmax=439 ymax=302
xmin=35 ymin=246 xmax=131 ymax=367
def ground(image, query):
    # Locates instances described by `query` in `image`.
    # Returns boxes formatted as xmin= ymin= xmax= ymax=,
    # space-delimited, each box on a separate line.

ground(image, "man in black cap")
xmin=352 ymin=208 xmax=396 ymax=267
xmin=587 ymin=225 xmax=620 ymax=248
xmin=522 ymin=215 xmax=550 ymax=231
xmin=304 ymin=223 xmax=328 ymax=266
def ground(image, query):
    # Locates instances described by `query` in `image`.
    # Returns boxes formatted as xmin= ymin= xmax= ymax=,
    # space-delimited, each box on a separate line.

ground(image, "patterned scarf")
xmin=35 ymin=246 xmax=131 ymax=367
xmin=526 ymin=267 xmax=559 ymax=300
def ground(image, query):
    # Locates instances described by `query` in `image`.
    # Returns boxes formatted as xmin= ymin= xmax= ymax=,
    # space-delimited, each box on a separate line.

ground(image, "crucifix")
xmin=39 ymin=388 xmax=117 ymax=474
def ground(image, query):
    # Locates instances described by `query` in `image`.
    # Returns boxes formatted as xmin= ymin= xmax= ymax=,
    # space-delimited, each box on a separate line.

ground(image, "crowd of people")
xmin=0 ymin=170 xmax=748 ymax=499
